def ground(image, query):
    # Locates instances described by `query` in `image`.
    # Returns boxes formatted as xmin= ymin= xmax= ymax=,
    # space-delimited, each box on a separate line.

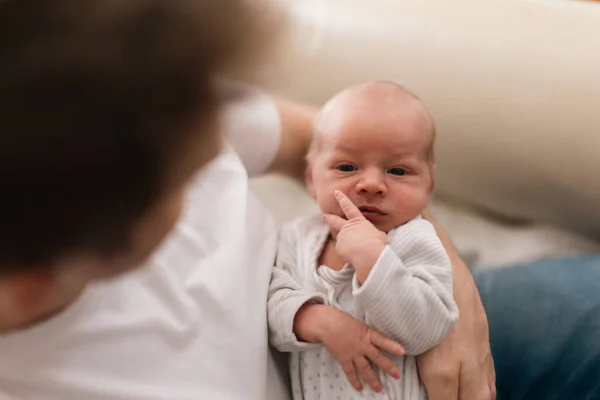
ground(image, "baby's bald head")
xmin=309 ymin=81 xmax=435 ymax=163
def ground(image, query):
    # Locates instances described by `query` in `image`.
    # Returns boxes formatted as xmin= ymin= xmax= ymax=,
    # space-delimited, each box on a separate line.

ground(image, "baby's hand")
xmin=319 ymin=307 xmax=404 ymax=393
xmin=323 ymin=190 xmax=387 ymax=284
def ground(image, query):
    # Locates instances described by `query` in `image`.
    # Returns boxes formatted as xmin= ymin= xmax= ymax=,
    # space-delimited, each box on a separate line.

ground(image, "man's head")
xmin=0 ymin=0 xmax=271 ymax=329
xmin=307 ymin=81 xmax=436 ymax=233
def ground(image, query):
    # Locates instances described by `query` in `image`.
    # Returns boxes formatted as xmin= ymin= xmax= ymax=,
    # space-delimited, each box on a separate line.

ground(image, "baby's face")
xmin=308 ymin=94 xmax=434 ymax=233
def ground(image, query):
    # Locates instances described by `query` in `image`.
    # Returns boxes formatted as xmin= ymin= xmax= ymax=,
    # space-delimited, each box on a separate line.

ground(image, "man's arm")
xmin=419 ymin=210 xmax=497 ymax=400
xmin=266 ymin=99 xmax=316 ymax=180
xmin=218 ymin=83 xmax=315 ymax=178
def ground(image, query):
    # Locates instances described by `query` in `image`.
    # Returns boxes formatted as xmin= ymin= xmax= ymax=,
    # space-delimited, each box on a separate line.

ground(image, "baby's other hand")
xmin=319 ymin=307 xmax=404 ymax=393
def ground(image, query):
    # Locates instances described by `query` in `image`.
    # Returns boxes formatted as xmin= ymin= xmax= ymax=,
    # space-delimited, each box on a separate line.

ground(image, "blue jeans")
xmin=474 ymin=256 xmax=600 ymax=400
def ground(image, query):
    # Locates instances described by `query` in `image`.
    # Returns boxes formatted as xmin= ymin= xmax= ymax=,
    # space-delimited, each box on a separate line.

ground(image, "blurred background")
xmin=248 ymin=0 xmax=600 ymax=270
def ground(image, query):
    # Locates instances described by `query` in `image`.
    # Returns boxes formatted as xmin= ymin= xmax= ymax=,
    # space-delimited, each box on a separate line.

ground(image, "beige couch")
xmin=250 ymin=0 xmax=600 ymax=268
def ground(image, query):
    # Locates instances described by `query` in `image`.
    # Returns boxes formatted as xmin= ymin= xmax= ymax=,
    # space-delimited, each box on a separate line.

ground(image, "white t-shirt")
xmin=0 ymin=87 xmax=290 ymax=400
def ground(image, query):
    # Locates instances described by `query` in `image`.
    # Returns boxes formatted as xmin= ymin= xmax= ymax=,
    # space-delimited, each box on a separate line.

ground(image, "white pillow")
xmin=261 ymin=0 xmax=600 ymax=238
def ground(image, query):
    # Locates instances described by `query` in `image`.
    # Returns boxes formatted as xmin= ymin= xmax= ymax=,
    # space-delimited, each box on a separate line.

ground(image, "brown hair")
xmin=0 ymin=0 xmax=273 ymax=271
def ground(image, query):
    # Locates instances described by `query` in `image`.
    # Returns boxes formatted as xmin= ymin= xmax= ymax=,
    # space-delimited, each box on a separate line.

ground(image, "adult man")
xmin=0 ymin=1 xmax=494 ymax=399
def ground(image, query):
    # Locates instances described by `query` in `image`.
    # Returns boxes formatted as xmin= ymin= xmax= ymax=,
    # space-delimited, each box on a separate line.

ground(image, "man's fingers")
xmin=490 ymin=383 xmax=497 ymax=400
xmin=341 ymin=361 xmax=363 ymax=392
xmin=365 ymin=346 xmax=402 ymax=380
xmin=322 ymin=213 xmax=347 ymax=233
xmin=488 ymin=355 xmax=497 ymax=399
xmin=354 ymin=357 xmax=382 ymax=393
xmin=458 ymin=375 xmax=496 ymax=400
xmin=333 ymin=190 xmax=364 ymax=220
xmin=457 ymin=356 xmax=497 ymax=400
xmin=369 ymin=331 xmax=405 ymax=357
xmin=420 ymin=364 xmax=460 ymax=400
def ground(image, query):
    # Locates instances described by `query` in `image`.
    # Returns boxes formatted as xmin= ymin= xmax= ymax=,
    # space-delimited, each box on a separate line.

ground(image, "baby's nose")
xmin=355 ymin=170 xmax=387 ymax=194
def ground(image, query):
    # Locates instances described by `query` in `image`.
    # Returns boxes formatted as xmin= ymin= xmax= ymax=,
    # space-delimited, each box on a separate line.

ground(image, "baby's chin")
xmin=375 ymin=223 xmax=405 ymax=234
xmin=370 ymin=215 xmax=413 ymax=233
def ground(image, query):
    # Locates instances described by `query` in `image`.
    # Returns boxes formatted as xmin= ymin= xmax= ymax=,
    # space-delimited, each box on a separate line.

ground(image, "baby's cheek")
xmin=408 ymin=190 xmax=431 ymax=215
xmin=394 ymin=188 xmax=429 ymax=216
xmin=316 ymin=192 xmax=339 ymax=216
xmin=316 ymin=179 xmax=350 ymax=215
xmin=318 ymin=191 xmax=344 ymax=216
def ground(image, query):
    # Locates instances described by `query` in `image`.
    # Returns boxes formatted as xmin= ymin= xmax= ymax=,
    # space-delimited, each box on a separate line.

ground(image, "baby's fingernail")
xmin=334 ymin=190 xmax=341 ymax=196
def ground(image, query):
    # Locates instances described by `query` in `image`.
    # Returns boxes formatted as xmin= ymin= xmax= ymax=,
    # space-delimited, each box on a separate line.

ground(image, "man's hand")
xmin=295 ymin=304 xmax=404 ymax=393
xmin=322 ymin=190 xmax=387 ymax=283
xmin=417 ymin=297 xmax=496 ymax=400
xmin=418 ymin=210 xmax=496 ymax=400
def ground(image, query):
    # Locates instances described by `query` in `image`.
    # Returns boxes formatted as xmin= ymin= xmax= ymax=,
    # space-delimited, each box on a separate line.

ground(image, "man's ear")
xmin=306 ymin=163 xmax=317 ymax=199
xmin=0 ymin=270 xmax=54 ymax=316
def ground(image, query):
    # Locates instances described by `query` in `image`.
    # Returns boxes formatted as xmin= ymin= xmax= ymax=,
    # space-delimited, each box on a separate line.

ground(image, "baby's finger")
xmin=333 ymin=190 xmax=364 ymax=220
xmin=366 ymin=346 xmax=402 ymax=380
xmin=354 ymin=357 xmax=383 ymax=393
xmin=323 ymin=213 xmax=347 ymax=233
xmin=341 ymin=361 xmax=363 ymax=392
xmin=369 ymin=330 xmax=405 ymax=357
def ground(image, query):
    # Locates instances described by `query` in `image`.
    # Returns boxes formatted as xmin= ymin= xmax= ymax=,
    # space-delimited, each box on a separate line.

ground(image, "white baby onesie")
xmin=268 ymin=214 xmax=458 ymax=400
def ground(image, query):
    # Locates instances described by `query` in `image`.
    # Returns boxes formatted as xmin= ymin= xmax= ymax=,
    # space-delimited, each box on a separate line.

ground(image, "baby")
xmin=267 ymin=81 xmax=459 ymax=399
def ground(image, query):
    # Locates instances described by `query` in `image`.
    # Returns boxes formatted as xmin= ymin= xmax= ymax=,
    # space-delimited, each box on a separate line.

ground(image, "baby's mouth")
xmin=358 ymin=205 xmax=386 ymax=216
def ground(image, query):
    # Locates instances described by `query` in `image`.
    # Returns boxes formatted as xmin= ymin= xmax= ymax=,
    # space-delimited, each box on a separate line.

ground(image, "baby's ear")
xmin=428 ymin=164 xmax=437 ymax=196
xmin=305 ymin=163 xmax=317 ymax=199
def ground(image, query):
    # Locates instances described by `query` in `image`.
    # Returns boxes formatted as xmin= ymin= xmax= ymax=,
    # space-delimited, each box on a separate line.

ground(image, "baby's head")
xmin=307 ymin=81 xmax=436 ymax=233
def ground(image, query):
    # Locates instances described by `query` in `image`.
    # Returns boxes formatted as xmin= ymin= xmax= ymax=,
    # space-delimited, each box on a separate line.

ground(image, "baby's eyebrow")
xmin=381 ymin=151 xmax=419 ymax=160
xmin=390 ymin=151 xmax=415 ymax=157
xmin=330 ymin=143 xmax=362 ymax=153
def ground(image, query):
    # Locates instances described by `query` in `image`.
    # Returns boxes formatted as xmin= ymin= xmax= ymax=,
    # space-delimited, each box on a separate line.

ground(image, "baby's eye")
xmin=336 ymin=164 xmax=357 ymax=172
xmin=388 ymin=167 xmax=407 ymax=176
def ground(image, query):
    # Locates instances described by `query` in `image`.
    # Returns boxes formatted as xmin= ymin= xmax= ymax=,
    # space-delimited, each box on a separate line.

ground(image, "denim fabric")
xmin=474 ymin=256 xmax=600 ymax=400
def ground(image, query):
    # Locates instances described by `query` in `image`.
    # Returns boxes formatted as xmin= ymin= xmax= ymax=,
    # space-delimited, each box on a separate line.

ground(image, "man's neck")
xmin=0 ymin=281 xmax=85 ymax=334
